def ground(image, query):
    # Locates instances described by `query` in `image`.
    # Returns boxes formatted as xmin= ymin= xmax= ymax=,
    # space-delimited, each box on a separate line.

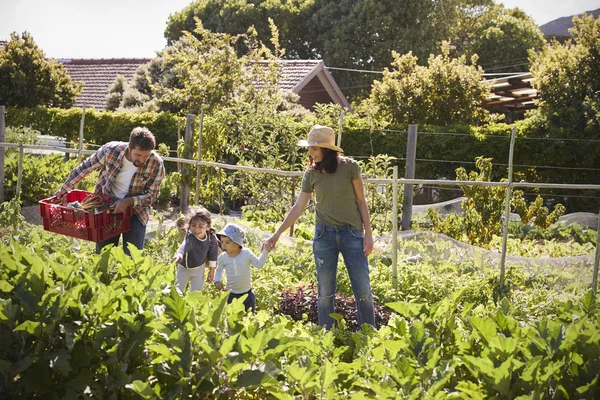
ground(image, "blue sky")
xmin=1 ymin=0 xmax=598 ymax=59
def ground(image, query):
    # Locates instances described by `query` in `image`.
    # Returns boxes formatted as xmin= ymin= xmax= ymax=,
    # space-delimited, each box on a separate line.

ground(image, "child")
xmin=171 ymin=207 xmax=219 ymax=294
xmin=214 ymin=223 xmax=270 ymax=312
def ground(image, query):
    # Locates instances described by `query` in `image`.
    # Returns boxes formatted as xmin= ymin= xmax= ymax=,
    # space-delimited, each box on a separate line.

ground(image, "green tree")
xmin=529 ymin=14 xmax=600 ymax=133
xmin=450 ymin=5 xmax=545 ymax=73
xmin=116 ymin=20 xmax=245 ymax=115
xmin=366 ymin=43 xmax=490 ymax=125
xmin=164 ymin=0 xmax=495 ymax=100
xmin=0 ymin=32 xmax=81 ymax=108
xmin=164 ymin=0 xmax=314 ymax=58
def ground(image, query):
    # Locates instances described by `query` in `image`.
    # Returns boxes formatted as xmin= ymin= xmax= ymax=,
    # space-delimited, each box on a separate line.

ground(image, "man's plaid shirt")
xmin=58 ymin=142 xmax=165 ymax=225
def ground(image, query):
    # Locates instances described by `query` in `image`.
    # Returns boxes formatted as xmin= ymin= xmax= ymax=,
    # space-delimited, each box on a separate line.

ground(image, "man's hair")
xmin=308 ymin=148 xmax=339 ymax=174
xmin=129 ymin=127 xmax=156 ymax=151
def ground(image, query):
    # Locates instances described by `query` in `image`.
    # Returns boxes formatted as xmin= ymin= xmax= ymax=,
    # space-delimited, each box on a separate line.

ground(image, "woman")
xmin=264 ymin=124 xmax=375 ymax=329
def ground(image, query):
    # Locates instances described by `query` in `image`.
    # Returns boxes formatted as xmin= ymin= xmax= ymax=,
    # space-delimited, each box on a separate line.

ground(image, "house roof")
xmin=483 ymin=73 xmax=538 ymax=113
xmin=59 ymin=58 xmax=151 ymax=110
xmin=251 ymin=60 xmax=351 ymax=110
xmin=60 ymin=58 xmax=350 ymax=111
xmin=0 ymin=40 xmax=7 ymax=50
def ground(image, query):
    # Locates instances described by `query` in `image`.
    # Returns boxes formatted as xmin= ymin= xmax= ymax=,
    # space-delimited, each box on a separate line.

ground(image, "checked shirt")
xmin=58 ymin=141 xmax=165 ymax=225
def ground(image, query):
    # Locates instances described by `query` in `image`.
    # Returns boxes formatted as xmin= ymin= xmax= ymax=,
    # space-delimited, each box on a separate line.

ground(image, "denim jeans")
xmin=96 ymin=213 xmax=146 ymax=256
xmin=313 ymin=224 xmax=375 ymax=329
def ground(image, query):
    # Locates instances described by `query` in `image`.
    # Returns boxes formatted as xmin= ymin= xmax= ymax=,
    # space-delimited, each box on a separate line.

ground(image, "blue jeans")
xmin=313 ymin=224 xmax=375 ymax=329
xmin=96 ymin=214 xmax=146 ymax=256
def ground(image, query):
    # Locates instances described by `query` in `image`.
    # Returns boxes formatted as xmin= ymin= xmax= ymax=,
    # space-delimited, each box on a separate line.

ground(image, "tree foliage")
xmin=529 ymin=14 xmax=600 ymax=133
xmin=449 ymin=5 xmax=545 ymax=73
xmin=365 ymin=43 xmax=491 ymax=125
xmin=127 ymin=21 xmax=245 ymax=115
xmin=164 ymin=0 xmax=523 ymax=100
xmin=0 ymin=32 xmax=81 ymax=108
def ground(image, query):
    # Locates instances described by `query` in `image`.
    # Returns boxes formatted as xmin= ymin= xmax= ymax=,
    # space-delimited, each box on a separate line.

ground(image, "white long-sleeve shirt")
xmin=215 ymin=248 xmax=268 ymax=294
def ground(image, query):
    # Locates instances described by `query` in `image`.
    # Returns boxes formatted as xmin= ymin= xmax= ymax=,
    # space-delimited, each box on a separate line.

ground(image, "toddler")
xmin=214 ymin=223 xmax=270 ymax=312
xmin=171 ymin=207 xmax=219 ymax=294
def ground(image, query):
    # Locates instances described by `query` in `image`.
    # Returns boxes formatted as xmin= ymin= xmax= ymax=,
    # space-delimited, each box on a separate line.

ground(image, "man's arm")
xmin=54 ymin=148 xmax=106 ymax=198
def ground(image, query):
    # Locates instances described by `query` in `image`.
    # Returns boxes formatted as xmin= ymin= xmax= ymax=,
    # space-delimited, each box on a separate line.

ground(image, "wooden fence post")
xmin=392 ymin=166 xmax=399 ymax=290
xmin=177 ymin=119 xmax=181 ymax=174
xmin=289 ymin=177 xmax=297 ymax=237
xmin=0 ymin=106 xmax=5 ymax=203
xmin=401 ymin=124 xmax=418 ymax=230
xmin=180 ymin=114 xmax=195 ymax=212
xmin=77 ymin=107 xmax=85 ymax=163
xmin=593 ymin=208 xmax=600 ymax=297
xmin=499 ymin=125 xmax=517 ymax=290
xmin=337 ymin=111 xmax=345 ymax=149
xmin=195 ymin=109 xmax=204 ymax=205
xmin=16 ymin=142 xmax=24 ymax=200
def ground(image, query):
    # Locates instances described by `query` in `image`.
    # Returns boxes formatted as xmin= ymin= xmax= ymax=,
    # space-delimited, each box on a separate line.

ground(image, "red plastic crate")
xmin=39 ymin=190 xmax=132 ymax=242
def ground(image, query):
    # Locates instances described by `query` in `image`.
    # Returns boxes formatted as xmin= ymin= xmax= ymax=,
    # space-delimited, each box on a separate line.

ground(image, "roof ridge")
xmin=58 ymin=58 xmax=152 ymax=64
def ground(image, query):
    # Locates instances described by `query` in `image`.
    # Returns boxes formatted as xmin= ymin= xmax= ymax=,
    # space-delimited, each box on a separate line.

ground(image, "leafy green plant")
xmin=456 ymin=156 xmax=507 ymax=246
xmin=358 ymin=154 xmax=400 ymax=235
xmin=511 ymin=190 xmax=566 ymax=229
xmin=0 ymin=198 xmax=25 ymax=236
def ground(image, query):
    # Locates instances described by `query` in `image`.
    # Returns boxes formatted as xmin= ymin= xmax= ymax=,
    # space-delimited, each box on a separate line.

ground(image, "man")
xmin=55 ymin=127 xmax=165 ymax=255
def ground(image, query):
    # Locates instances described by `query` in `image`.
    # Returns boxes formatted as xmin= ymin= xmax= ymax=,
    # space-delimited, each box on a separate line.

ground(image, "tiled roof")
xmin=0 ymin=40 xmax=7 ymax=50
xmin=59 ymin=58 xmax=349 ymax=111
xmin=250 ymin=60 xmax=351 ymax=109
xmin=251 ymin=60 xmax=322 ymax=91
xmin=59 ymin=58 xmax=151 ymax=110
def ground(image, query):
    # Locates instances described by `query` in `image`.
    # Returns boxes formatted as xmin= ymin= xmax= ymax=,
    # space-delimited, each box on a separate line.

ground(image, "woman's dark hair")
xmin=308 ymin=148 xmax=339 ymax=174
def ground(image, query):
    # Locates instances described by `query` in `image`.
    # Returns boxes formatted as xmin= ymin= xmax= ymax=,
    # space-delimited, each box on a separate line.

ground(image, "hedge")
xmin=5 ymin=107 xmax=599 ymax=211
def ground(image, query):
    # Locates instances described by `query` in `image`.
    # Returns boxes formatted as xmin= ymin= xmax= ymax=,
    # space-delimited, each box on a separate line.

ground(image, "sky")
xmin=0 ymin=0 xmax=599 ymax=60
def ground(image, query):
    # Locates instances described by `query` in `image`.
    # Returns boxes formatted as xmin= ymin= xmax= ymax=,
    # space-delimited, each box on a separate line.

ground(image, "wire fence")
xmin=1 ymin=139 xmax=599 ymax=295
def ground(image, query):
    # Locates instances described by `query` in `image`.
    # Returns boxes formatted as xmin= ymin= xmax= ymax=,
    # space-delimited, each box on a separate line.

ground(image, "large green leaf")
xmin=14 ymin=320 xmax=42 ymax=337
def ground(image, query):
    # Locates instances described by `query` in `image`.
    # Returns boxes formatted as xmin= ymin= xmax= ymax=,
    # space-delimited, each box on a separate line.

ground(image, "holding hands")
xmin=262 ymin=234 xmax=279 ymax=252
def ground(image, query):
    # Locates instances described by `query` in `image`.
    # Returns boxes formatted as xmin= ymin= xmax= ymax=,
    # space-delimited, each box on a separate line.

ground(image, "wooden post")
xmin=77 ymin=107 xmax=85 ymax=163
xmin=16 ymin=142 xmax=24 ymax=200
xmin=337 ymin=111 xmax=345 ymax=149
xmin=177 ymin=119 xmax=181 ymax=174
xmin=180 ymin=114 xmax=195 ymax=212
xmin=593 ymin=208 xmax=600 ymax=297
xmin=392 ymin=166 xmax=399 ymax=290
xmin=195 ymin=109 xmax=204 ymax=205
xmin=499 ymin=125 xmax=517 ymax=290
xmin=0 ymin=106 xmax=5 ymax=203
xmin=401 ymin=124 xmax=418 ymax=230
xmin=289 ymin=177 xmax=297 ymax=237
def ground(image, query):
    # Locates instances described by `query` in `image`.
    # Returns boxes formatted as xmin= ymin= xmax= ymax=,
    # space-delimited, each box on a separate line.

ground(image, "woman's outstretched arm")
xmin=264 ymin=191 xmax=311 ymax=250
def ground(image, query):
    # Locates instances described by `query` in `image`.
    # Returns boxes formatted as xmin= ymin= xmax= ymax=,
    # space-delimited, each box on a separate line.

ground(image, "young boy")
xmin=214 ymin=223 xmax=270 ymax=312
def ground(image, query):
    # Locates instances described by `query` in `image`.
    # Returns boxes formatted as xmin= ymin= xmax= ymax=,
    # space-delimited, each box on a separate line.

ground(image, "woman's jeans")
xmin=313 ymin=224 xmax=375 ymax=329
xmin=96 ymin=214 xmax=146 ymax=256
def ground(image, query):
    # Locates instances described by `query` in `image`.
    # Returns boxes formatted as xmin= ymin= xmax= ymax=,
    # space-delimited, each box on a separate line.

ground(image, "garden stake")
xmin=499 ymin=125 xmax=517 ymax=291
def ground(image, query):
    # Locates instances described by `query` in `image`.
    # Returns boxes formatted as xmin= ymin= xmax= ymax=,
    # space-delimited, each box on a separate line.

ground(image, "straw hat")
xmin=297 ymin=124 xmax=343 ymax=153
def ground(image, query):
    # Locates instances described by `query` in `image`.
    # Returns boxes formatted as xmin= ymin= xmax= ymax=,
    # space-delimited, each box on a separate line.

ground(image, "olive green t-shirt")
xmin=301 ymin=157 xmax=363 ymax=231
